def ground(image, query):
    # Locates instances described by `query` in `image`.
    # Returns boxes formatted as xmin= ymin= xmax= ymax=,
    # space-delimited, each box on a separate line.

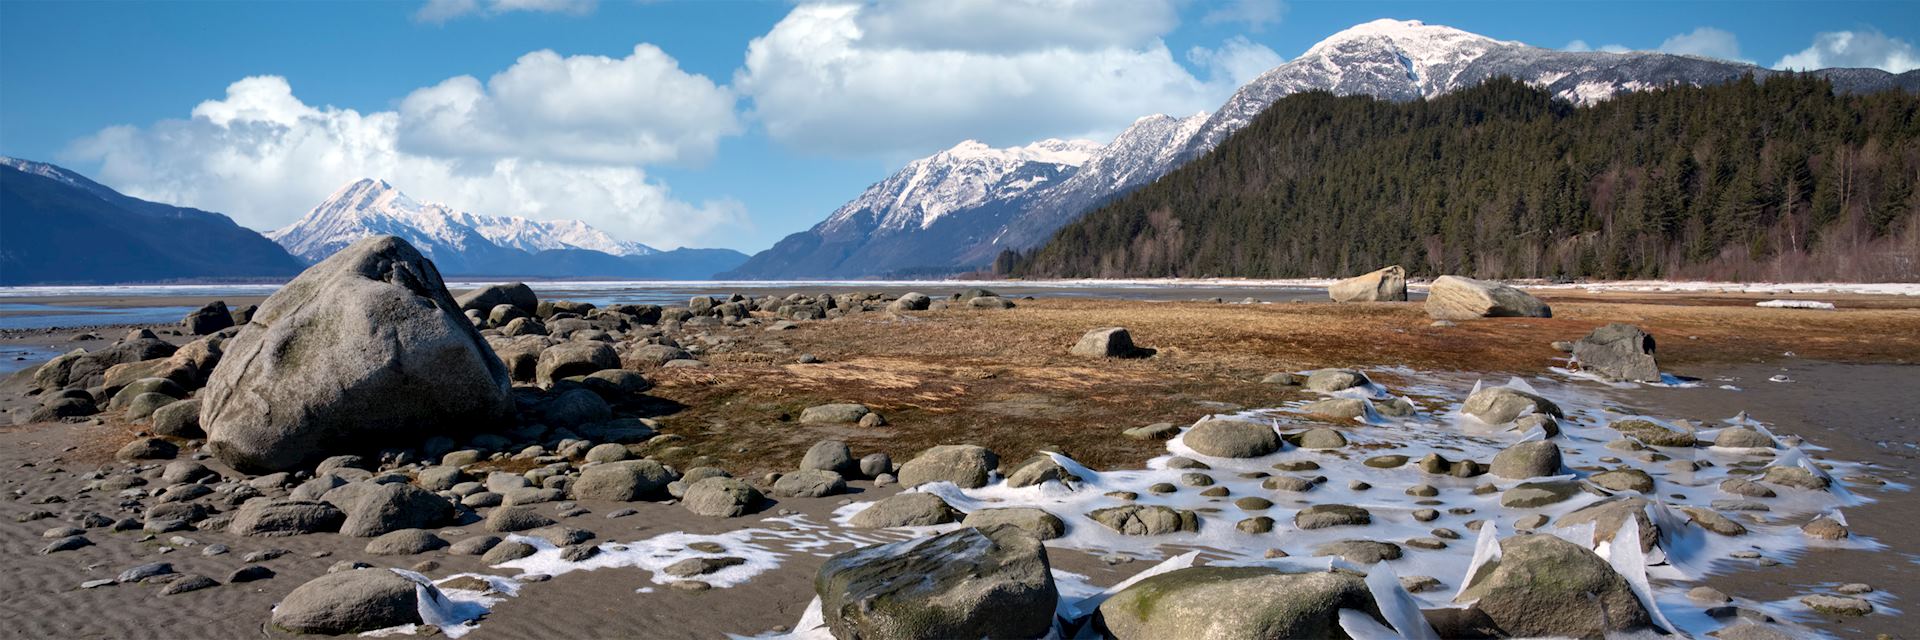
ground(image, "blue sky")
xmin=3 ymin=0 xmax=1916 ymax=252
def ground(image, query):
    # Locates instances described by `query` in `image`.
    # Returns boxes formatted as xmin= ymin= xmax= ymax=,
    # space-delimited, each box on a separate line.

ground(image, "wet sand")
xmin=1612 ymin=361 xmax=1919 ymax=639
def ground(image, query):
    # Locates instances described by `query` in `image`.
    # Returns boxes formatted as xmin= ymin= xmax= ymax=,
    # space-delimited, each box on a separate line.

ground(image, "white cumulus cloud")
xmin=397 ymin=44 xmax=738 ymax=166
xmin=415 ymin=0 xmax=595 ymax=23
xmin=64 ymin=75 xmax=744 ymax=250
xmin=1657 ymin=27 xmax=1749 ymax=63
xmin=1775 ymin=29 xmax=1920 ymax=72
xmin=735 ymin=1 xmax=1281 ymax=158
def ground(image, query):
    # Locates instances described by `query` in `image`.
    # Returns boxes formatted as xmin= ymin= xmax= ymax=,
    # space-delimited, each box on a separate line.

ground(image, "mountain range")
xmin=725 ymin=18 xmax=1920 ymax=279
xmin=267 ymin=179 xmax=745 ymax=279
xmin=0 ymin=160 xmax=745 ymax=284
xmin=0 ymin=158 xmax=306 ymax=285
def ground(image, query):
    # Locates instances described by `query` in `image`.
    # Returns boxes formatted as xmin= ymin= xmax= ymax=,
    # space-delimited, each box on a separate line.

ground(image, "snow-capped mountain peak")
xmin=1301 ymin=19 xmax=1511 ymax=62
xmin=823 ymin=137 xmax=1102 ymax=234
xmin=269 ymin=179 xmax=654 ymax=265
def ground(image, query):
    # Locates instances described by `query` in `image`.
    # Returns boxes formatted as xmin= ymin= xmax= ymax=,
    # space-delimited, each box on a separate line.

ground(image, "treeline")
xmin=1010 ymin=75 xmax=1920 ymax=281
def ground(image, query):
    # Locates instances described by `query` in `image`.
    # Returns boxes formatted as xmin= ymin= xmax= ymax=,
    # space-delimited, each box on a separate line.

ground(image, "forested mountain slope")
xmin=1011 ymin=76 xmax=1920 ymax=282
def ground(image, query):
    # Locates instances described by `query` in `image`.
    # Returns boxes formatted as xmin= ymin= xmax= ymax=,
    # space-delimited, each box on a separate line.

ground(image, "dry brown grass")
xmin=639 ymin=295 xmax=1920 ymax=478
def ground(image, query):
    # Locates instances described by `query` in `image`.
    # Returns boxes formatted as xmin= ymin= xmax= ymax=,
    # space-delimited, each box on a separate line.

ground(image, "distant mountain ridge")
xmin=728 ymin=18 xmax=1920 ymax=280
xmin=270 ymin=179 xmax=656 ymax=266
xmin=0 ymin=157 xmax=306 ymax=285
xmin=271 ymin=179 xmax=744 ymax=279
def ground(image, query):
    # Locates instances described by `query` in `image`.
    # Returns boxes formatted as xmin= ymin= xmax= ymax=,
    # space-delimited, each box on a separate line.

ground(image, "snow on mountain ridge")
xmin=823 ymin=137 xmax=1102 ymax=234
xmin=269 ymin=178 xmax=655 ymax=264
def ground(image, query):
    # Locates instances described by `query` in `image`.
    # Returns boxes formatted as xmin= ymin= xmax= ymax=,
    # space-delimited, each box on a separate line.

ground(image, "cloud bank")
xmin=1775 ymin=29 xmax=1920 ymax=72
xmin=66 ymin=72 xmax=744 ymax=250
xmin=734 ymin=0 xmax=1281 ymax=158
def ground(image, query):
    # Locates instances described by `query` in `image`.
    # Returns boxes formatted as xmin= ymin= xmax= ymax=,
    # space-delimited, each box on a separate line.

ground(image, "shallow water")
xmin=0 ymin=280 xmax=1345 ymax=331
xmin=0 ymin=303 xmax=197 ymax=331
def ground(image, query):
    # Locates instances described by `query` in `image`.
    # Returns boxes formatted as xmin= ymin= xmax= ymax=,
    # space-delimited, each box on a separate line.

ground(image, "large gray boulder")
xmin=1182 ymin=419 xmax=1280 ymax=458
xmin=1426 ymin=275 xmax=1551 ymax=320
xmin=457 ymin=282 xmax=537 ymax=316
xmin=271 ymin=569 xmax=426 ymax=634
xmin=200 ymin=236 xmax=513 ymax=472
xmin=1572 ymin=323 xmax=1660 ymax=383
xmin=897 ymin=444 xmax=999 ymax=488
xmin=1328 ymin=265 xmax=1408 ymax=302
xmin=817 ymin=525 xmax=1057 ymax=640
xmin=1098 ymin=567 xmax=1378 ymax=639
xmin=1456 ymin=534 xmax=1652 ymax=637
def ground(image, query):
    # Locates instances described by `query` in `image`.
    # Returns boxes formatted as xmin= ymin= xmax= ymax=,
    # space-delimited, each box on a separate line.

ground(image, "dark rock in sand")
xmin=201 ymin=236 xmax=513 ymax=472
xmin=228 ymin=500 xmax=347 ymax=537
xmin=183 ymin=302 xmax=235 ymax=335
xmin=817 ymin=525 xmax=1056 ymax=640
